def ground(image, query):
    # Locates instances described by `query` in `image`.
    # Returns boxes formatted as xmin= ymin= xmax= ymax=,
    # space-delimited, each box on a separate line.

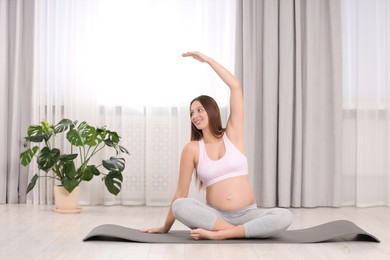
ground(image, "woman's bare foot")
xmin=190 ymin=225 xmax=246 ymax=240
xmin=190 ymin=228 xmax=223 ymax=240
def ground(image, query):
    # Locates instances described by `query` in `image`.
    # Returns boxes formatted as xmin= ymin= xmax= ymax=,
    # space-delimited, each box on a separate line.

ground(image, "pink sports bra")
xmin=197 ymin=133 xmax=248 ymax=187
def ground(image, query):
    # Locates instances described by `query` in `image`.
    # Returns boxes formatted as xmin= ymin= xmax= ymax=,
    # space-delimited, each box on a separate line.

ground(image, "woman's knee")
xmin=244 ymin=208 xmax=293 ymax=238
xmin=172 ymin=197 xmax=197 ymax=217
xmin=274 ymin=208 xmax=293 ymax=230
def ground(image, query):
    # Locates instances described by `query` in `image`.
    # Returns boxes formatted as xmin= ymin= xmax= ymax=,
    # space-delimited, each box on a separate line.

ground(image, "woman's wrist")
xmin=162 ymin=225 xmax=171 ymax=233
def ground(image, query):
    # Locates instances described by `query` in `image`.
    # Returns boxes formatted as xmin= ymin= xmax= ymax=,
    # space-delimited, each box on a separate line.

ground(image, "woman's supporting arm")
xmin=141 ymin=141 xmax=195 ymax=233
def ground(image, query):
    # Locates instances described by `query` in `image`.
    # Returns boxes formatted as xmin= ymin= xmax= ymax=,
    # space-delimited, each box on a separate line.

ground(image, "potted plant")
xmin=20 ymin=118 xmax=129 ymax=212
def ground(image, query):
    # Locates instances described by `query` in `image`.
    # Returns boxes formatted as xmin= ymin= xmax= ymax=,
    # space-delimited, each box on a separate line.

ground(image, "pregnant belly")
xmin=205 ymin=175 xmax=256 ymax=211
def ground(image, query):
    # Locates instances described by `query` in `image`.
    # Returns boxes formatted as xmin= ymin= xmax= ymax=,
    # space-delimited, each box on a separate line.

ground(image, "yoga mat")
xmin=83 ymin=220 xmax=380 ymax=244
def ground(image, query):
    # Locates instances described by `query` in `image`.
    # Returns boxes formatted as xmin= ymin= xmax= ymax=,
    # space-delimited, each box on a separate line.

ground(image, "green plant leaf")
xmin=96 ymin=127 xmax=106 ymax=138
xmin=104 ymin=139 xmax=119 ymax=155
xmin=62 ymin=177 xmax=79 ymax=193
xmin=85 ymin=129 xmax=99 ymax=146
xmin=41 ymin=120 xmax=54 ymax=134
xmin=59 ymin=154 xmax=78 ymax=161
xmin=82 ymin=124 xmax=96 ymax=145
xmin=66 ymin=128 xmax=83 ymax=146
xmin=118 ymin=145 xmax=130 ymax=155
xmin=90 ymin=165 xmax=100 ymax=176
xmin=102 ymin=157 xmax=125 ymax=172
xmin=80 ymin=168 xmax=93 ymax=181
xmin=104 ymin=140 xmax=129 ymax=155
xmin=104 ymin=139 xmax=114 ymax=147
xmin=20 ymin=146 xmax=39 ymax=166
xmin=106 ymin=130 xmax=120 ymax=144
xmin=26 ymin=125 xmax=51 ymax=143
xmin=54 ymin=118 xmax=75 ymax=133
xmin=28 ymin=124 xmax=43 ymax=137
xmin=26 ymin=174 xmax=39 ymax=194
xmin=104 ymin=171 xmax=123 ymax=196
xmin=63 ymin=160 xmax=76 ymax=179
xmin=37 ymin=147 xmax=60 ymax=171
xmin=24 ymin=135 xmax=44 ymax=143
xmin=66 ymin=122 xmax=96 ymax=146
xmin=79 ymin=165 xmax=99 ymax=181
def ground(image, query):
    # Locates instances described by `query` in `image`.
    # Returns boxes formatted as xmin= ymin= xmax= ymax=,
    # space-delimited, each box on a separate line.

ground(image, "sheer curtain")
xmin=27 ymin=0 xmax=236 ymax=206
xmin=341 ymin=0 xmax=390 ymax=206
xmin=236 ymin=0 xmax=343 ymax=207
xmin=0 ymin=0 xmax=34 ymax=203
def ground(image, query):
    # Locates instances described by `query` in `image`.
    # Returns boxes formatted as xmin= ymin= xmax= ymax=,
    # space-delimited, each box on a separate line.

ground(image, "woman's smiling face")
xmin=190 ymin=100 xmax=208 ymax=130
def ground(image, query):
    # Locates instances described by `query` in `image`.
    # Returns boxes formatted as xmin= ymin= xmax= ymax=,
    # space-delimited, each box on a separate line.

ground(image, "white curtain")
xmin=341 ymin=0 xmax=390 ymax=206
xmin=27 ymin=0 xmax=236 ymax=206
xmin=0 ymin=0 xmax=34 ymax=203
xmin=6 ymin=0 xmax=388 ymax=208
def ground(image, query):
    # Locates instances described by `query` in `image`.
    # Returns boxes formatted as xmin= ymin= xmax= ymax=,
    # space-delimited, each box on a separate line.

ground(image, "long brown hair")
xmin=190 ymin=95 xmax=225 ymax=189
xmin=190 ymin=95 xmax=225 ymax=141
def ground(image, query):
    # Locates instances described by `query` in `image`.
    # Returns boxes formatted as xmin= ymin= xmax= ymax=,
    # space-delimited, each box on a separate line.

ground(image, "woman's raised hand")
xmin=182 ymin=51 xmax=209 ymax=63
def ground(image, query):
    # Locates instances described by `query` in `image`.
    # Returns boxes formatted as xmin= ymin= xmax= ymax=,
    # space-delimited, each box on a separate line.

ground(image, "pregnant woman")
xmin=142 ymin=51 xmax=292 ymax=240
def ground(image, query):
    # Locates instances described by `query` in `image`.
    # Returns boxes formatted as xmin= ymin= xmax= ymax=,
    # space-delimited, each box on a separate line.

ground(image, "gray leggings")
xmin=172 ymin=198 xmax=293 ymax=238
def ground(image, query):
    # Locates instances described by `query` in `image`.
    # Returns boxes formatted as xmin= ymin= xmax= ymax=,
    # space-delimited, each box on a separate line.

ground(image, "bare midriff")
xmin=205 ymin=175 xmax=256 ymax=211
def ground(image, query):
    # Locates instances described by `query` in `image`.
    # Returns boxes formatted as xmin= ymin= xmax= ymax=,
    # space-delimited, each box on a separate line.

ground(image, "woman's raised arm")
xmin=182 ymin=51 xmax=244 ymax=148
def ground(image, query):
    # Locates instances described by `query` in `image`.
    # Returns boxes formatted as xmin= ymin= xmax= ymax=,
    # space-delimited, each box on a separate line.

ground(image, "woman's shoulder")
xmin=181 ymin=141 xmax=199 ymax=163
xmin=185 ymin=140 xmax=199 ymax=149
xmin=182 ymin=140 xmax=199 ymax=154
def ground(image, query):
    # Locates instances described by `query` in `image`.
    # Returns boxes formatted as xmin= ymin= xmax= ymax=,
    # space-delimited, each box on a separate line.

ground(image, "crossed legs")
xmin=172 ymin=198 xmax=293 ymax=240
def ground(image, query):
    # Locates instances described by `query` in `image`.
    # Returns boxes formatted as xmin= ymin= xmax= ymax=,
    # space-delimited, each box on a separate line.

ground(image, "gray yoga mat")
xmin=83 ymin=220 xmax=380 ymax=244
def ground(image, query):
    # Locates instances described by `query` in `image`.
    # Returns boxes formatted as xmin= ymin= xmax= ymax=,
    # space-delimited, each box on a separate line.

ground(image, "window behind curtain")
xmin=34 ymin=0 xmax=236 ymax=108
xmin=30 ymin=0 xmax=237 ymax=205
xmin=341 ymin=0 xmax=390 ymax=206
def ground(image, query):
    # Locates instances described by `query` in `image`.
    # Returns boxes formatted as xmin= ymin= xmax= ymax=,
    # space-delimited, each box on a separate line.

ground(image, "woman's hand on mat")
xmin=182 ymin=51 xmax=209 ymax=63
xmin=140 ymin=226 xmax=168 ymax=234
